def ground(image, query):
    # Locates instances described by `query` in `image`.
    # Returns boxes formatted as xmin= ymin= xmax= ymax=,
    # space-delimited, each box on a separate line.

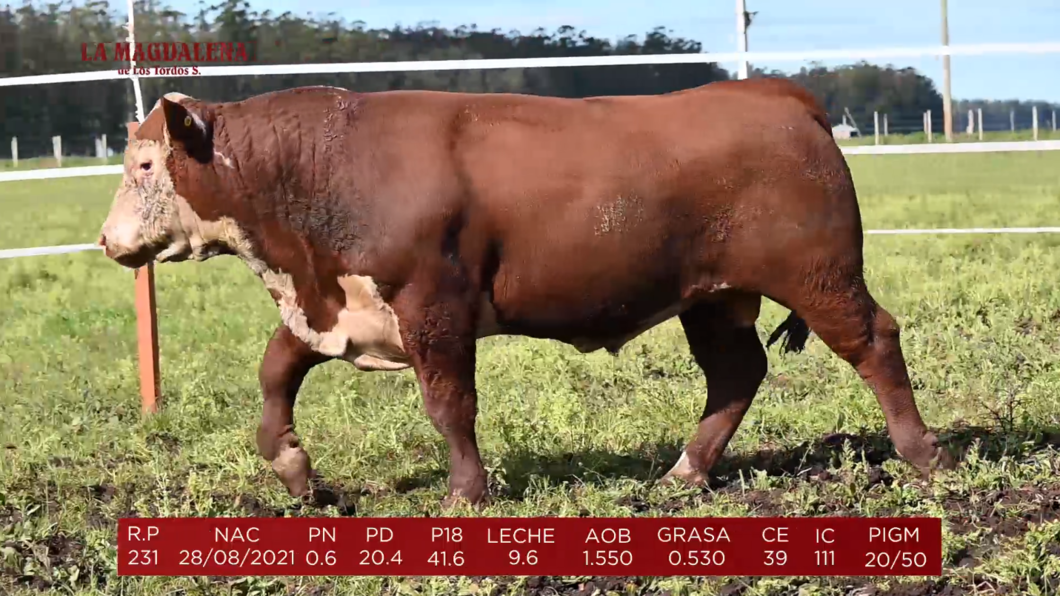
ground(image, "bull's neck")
xmin=210 ymin=121 xmax=363 ymax=276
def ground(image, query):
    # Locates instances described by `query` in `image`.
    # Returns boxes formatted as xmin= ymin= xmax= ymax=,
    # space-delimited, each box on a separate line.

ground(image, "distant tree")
xmin=0 ymin=0 xmax=730 ymax=156
xmin=752 ymin=61 xmax=945 ymax=131
xmin=3 ymin=0 xmax=1055 ymax=157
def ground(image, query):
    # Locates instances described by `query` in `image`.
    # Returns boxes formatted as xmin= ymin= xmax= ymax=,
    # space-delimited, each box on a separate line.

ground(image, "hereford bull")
xmin=98 ymin=80 xmax=953 ymax=507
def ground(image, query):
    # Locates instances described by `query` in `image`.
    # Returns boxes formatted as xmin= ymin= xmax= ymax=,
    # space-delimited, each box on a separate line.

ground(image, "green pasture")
xmin=1 ymin=152 xmax=1059 ymax=595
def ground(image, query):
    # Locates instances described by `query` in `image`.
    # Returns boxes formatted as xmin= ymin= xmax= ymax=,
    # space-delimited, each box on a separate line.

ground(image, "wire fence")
xmin=2 ymin=18 xmax=1058 ymax=413
xmin=2 ymin=38 xmax=1060 ymax=262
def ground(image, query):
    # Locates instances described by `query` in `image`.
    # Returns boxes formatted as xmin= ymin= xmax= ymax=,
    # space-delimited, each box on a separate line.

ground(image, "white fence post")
xmin=883 ymin=114 xmax=889 ymax=137
xmin=10 ymin=137 xmax=16 ymax=168
xmin=978 ymin=108 xmax=984 ymax=141
xmin=52 ymin=135 xmax=62 ymax=167
xmin=1053 ymin=110 xmax=1057 ymax=133
xmin=966 ymin=109 xmax=974 ymax=134
xmin=874 ymin=111 xmax=880 ymax=145
xmin=101 ymin=134 xmax=108 ymax=162
xmin=1033 ymin=106 xmax=1039 ymax=140
xmin=1010 ymin=110 xmax=1015 ymax=132
xmin=927 ymin=110 xmax=933 ymax=142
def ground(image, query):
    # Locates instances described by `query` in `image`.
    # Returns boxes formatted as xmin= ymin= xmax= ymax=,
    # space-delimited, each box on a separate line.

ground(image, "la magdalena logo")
xmin=82 ymin=41 xmax=256 ymax=75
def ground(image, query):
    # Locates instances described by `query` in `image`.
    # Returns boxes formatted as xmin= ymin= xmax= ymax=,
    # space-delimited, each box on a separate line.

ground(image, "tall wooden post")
xmin=940 ymin=0 xmax=953 ymax=141
xmin=128 ymin=121 xmax=161 ymax=413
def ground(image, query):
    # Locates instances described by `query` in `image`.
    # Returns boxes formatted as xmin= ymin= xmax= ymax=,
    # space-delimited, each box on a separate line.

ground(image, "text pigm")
xmin=869 ymin=527 xmax=920 ymax=542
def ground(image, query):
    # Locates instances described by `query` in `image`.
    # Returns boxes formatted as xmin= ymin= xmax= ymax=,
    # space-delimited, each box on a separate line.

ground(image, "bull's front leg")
xmin=256 ymin=324 xmax=332 ymax=497
xmin=397 ymin=297 xmax=487 ymax=509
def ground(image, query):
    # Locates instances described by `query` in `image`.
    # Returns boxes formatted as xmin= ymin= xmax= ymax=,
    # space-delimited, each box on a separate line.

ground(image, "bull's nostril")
xmin=97 ymin=234 xmax=107 ymax=247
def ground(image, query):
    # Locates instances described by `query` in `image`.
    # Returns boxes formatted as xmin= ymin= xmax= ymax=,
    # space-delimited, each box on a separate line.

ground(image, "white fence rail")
xmin=0 ymin=164 xmax=123 ymax=182
xmin=3 ymin=36 xmax=1060 ymax=261
xmin=841 ymin=140 xmax=1060 ymax=155
xmin=3 ymin=41 xmax=1060 ymax=88
xmin=4 ymin=140 xmax=1060 ymax=186
xmin=7 ymin=227 xmax=1060 ymax=262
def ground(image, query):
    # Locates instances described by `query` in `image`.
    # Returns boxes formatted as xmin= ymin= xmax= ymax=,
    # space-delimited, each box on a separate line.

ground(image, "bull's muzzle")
xmin=98 ymin=227 xmax=155 ymax=269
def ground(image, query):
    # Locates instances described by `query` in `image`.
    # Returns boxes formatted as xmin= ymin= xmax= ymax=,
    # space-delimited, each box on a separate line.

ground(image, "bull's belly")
xmin=481 ymin=302 xmax=689 ymax=354
xmin=481 ymin=281 xmax=698 ymax=355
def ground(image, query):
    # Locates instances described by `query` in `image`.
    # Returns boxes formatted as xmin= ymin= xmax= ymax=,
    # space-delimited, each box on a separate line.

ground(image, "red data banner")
xmin=117 ymin=516 xmax=942 ymax=577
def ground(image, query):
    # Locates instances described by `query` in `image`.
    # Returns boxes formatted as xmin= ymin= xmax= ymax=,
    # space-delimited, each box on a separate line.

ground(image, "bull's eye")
xmin=140 ymin=161 xmax=152 ymax=172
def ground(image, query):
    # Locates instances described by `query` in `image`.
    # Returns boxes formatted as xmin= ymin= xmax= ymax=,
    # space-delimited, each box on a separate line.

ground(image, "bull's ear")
xmin=160 ymin=96 xmax=212 ymax=163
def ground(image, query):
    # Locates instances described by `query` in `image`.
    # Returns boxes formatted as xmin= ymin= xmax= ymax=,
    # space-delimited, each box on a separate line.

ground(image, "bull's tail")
xmin=766 ymin=311 xmax=810 ymax=354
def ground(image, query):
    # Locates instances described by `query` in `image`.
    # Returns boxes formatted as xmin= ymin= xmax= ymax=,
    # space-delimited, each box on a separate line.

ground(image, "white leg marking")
xmin=666 ymin=450 xmax=694 ymax=478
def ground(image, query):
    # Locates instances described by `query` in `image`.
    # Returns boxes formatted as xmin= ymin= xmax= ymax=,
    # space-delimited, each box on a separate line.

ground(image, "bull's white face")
xmin=98 ymin=93 xmax=232 ymax=269
xmin=99 ymin=138 xmax=191 ymax=267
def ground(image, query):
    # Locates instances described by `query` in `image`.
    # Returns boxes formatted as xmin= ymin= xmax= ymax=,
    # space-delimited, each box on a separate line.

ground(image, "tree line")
xmin=2 ymin=0 xmax=1056 ymax=157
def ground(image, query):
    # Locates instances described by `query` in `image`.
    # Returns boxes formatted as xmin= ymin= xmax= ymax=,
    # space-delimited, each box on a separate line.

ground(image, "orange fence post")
xmin=127 ymin=121 xmax=161 ymax=413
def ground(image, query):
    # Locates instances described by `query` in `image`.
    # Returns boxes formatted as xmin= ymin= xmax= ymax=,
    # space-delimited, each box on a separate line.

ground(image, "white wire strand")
xmin=0 ymin=140 xmax=1058 ymax=185
xmin=5 ymin=228 xmax=1060 ymax=260
xmin=2 ymin=35 xmax=1060 ymax=260
xmin=0 ymin=244 xmax=103 ymax=259
xmin=2 ymin=41 xmax=1060 ymax=87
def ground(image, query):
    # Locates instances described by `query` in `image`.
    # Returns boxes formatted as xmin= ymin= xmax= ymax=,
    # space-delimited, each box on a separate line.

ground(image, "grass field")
xmin=2 ymin=152 xmax=1060 ymax=595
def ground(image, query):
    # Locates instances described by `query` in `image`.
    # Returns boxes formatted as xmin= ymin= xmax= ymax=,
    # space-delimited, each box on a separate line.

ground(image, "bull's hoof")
xmin=441 ymin=492 xmax=488 ymax=512
xmin=659 ymin=452 xmax=709 ymax=487
xmin=916 ymin=445 xmax=957 ymax=479
xmin=934 ymin=446 xmax=957 ymax=470
xmin=903 ymin=433 xmax=956 ymax=480
xmin=440 ymin=477 xmax=488 ymax=511
xmin=272 ymin=445 xmax=312 ymax=498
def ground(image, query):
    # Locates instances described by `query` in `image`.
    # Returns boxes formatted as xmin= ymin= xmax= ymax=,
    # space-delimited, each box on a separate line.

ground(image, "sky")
xmin=158 ymin=0 xmax=1060 ymax=102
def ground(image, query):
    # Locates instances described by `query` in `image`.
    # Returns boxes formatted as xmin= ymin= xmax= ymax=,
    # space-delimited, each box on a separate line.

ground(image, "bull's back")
xmin=455 ymin=79 xmax=839 ymax=227
xmin=458 ymin=81 xmax=841 ymax=255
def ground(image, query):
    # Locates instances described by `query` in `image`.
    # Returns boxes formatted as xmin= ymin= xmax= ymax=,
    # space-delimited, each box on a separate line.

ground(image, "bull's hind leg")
xmin=777 ymin=269 xmax=954 ymax=475
xmin=257 ymin=325 xmax=332 ymax=497
xmin=662 ymin=295 xmax=768 ymax=486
